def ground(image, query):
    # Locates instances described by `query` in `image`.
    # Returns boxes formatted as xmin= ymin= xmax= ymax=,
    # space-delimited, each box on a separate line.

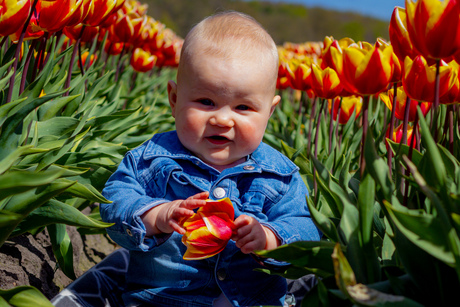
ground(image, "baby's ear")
xmin=270 ymin=95 xmax=281 ymax=116
xmin=167 ymin=80 xmax=178 ymax=117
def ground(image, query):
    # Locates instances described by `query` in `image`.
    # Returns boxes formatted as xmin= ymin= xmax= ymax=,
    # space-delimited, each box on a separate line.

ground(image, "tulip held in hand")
xmin=181 ymin=198 xmax=235 ymax=260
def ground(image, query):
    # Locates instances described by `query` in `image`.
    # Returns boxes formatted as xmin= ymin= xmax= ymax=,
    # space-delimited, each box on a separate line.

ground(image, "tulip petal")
xmin=203 ymin=214 xmax=234 ymax=241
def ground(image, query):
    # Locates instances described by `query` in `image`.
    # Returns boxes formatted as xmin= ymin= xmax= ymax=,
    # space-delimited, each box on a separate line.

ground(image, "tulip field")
xmin=1 ymin=0 xmax=460 ymax=306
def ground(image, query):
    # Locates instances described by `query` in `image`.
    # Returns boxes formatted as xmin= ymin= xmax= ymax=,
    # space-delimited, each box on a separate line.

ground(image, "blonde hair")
xmin=177 ymin=11 xmax=279 ymax=90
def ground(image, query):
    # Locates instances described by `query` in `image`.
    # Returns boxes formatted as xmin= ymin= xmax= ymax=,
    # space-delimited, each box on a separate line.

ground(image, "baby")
xmin=101 ymin=11 xmax=320 ymax=307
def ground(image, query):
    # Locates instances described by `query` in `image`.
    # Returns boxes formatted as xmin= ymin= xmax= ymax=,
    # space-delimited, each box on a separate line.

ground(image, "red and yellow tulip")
xmin=405 ymin=0 xmax=460 ymax=60
xmin=9 ymin=10 xmax=43 ymax=42
xmin=379 ymin=86 xmax=431 ymax=122
xmin=0 ymin=0 xmax=31 ymax=37
xmin=340 ymin=43 xmax=393 ymax=96
xmin=181 ymin=198 xmax=235 ymax=260
xmin=402 ymin=55 xmax=456 ymax=102
xmin=130 ymin=47 xmax=156 ymax=72
xmin=386 ymin=123 xmax=416 ymax=148
xmin=109 ymin=10 xmax=146 ymax=44
xmin=328 ymin=95 xmax=363 ymax=124
xmin=84 ymin=0 xmax=124 ymax=27
xmin=310 ymin=63 xmax=342 ymax=99
xmin=287 ymin=60 xmax=312 ymax=92
xmin=389 ymin=6 xmax=419 ymax=64
xmin=36 ymin=0 xmax=86 ymax=33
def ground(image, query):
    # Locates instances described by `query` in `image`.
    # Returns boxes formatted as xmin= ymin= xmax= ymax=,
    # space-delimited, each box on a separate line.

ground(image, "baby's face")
xmin=168 ymin=49 xmax=280 ymax=171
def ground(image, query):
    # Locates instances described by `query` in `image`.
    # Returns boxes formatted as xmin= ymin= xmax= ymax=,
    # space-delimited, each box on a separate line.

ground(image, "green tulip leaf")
xmin=307 ymin=196 xmax=339 ymax=242
xmin=384 ymin=201 xmax=455 ymax=265
xmin=417 ymin=108 xmax=446 ymax=189
xmin=0 ymin=286 xmax=53 ymax=307
xmin=48 ymin=224 xmax=76 ymax=280
xmin=58 ymin=178 xmax=110 ymax=203
xmin=364 ymin=130 xmax=394 ymax=201
xmin=388 ymin=139 xmax=423 ymax=167
xmin=11 ymin=199 xmax=113 ymax=237
xmin=0 ymin=169 xmax=65 ymax=199
xmin=256 ymin=240 xmax=338 ymax=278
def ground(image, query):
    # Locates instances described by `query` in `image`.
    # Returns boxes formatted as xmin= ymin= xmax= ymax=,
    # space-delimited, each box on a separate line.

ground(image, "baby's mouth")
xmin=206 ymin=135 xmax=230 ymax=144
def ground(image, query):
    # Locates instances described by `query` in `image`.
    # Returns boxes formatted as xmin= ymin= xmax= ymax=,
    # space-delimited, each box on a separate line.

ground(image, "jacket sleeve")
xmin=261 ymin=172 xmax=321 ymax=245
xmin=100 ymin=151 xmax=171 ymax=252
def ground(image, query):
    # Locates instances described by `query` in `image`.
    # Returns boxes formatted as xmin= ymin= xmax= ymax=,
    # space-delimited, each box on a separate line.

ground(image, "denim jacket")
xmin=101 ymin=131 xmax=320 ymax=307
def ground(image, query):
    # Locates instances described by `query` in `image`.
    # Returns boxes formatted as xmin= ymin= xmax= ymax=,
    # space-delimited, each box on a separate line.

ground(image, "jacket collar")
xmin=143 ymin=131 xmax=298 ymax=176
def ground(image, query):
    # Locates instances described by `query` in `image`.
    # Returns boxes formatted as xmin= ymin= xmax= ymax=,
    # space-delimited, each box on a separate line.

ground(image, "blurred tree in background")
xmin=144 ymin=0 xmax=390 ymax=44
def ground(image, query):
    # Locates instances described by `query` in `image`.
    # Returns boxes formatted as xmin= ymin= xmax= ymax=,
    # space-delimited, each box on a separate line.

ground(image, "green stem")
xmin=5 ymin=0 xmax=39 ymax=105
xmin=360 ymin=95 xmax=370 ymax=178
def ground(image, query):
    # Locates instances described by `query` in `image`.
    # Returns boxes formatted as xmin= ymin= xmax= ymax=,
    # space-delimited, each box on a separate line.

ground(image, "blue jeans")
xmin=51 ymin=248 xmax=316 ymax=307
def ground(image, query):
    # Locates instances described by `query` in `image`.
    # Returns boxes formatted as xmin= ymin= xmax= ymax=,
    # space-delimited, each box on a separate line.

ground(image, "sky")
xmin=272 ymin=0 xmax=406 ymax=21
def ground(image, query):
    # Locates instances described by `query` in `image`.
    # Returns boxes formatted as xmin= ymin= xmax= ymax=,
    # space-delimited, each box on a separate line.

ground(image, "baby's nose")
xmin=210 ymin=110 xmax=234 ymax=127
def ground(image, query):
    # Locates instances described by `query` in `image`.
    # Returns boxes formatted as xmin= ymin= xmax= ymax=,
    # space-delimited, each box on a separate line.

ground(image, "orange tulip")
xmin=402 ymin=55 xmax=456 ymax=102
xmin=181 ymin=198 xmax=235 ymax=260
xmin=379 ymin=86 xmax=431 ymax=122
xmin=340 ymin=43 xmax=393 ymax=96
xmin=310 ymin=63 xmax=342 ymax=99
xmin=130 ymin=47 xmax=156 ymax=72
xmin=0 ymin=0 xmax=31 ymax=37
xmin=328 ymin=95 xmax=363 ymax=124
xmin=405 ymin=0 xmax=460 ymax=60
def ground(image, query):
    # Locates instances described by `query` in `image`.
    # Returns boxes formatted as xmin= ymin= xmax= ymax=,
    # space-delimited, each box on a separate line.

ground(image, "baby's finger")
xmin=188 ymin=191 xmax=209 ymax=200
xmin=182 ymin=198 xmax=207 ymax=210
xmin=233 ymin=215 xmax=252 ymax=228
xmin=169 ymin=220 xmax=186 ymax=235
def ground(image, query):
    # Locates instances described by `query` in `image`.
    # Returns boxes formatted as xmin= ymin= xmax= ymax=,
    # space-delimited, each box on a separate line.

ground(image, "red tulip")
xmin=402 ymin=55 xmax=456 ymax=102
xmin=0 ymin=0 xmax=31 ymax=37
xmin=36 ymin=0 xmax=85 ymax=33
xmin=389 ymin=6 xmax=420 ymax=64
xmin=379 ymin=86 xmax=431 ymax=121
xmin=9 ymin=10 xmax=43 ymax=42
xmin=83 ymin=0 xmax=121 ymax=27
xmin=321 ymin=36 xmax=355 ymax=72
xmin=109 ymin=10 xmax=146 ymax=44
xmin=328 ymin=95 xmax=363 ymax=124
xmin=310 ymin=63 xmax=342 ymax=99
xmin=181 ymin=198 xmax=235 ymax=260
xmin=386 ymin=123 xmax=416 ymax=148
xmin=340 ymin=43 xmax=393 ymax=96
xmin=440 ymin=60 xmax=460 ymax=104
xmin=287 ymin=60 xmax=312 ymax=92
xmin=63 ymin=23 xmax=99 ymax=42
xmin=130 ymin=48 xmax=156 ymax=72
xmin=405 ymin=0 xmax=460 ymax=60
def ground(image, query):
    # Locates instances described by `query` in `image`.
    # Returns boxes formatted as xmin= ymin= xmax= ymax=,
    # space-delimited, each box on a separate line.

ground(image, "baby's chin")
xmin=205 ymin=157 xmax=247 ymax=172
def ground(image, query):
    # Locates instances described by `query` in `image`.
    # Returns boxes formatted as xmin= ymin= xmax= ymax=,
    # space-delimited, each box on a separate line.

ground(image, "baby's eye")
xmin=198 ymin=99 xmax=214 ymax=106
xmin=236 ymin=105 xmax=250 ymax=111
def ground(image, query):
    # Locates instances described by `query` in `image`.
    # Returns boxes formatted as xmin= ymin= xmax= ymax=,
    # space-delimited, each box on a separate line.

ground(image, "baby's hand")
xmin=232 ymin=215 xmax=280 ymax=254
xmin=142 ymin=191 xmax=209 ymax=236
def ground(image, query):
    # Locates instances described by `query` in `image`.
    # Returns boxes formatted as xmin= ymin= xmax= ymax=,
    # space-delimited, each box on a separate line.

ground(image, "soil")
xmin=0 ymin=225 xmax=118 ymax=300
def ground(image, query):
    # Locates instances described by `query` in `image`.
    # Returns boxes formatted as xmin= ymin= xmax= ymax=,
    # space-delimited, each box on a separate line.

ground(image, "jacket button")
xmin=212 ymin=187 xmax=226 ymax=199
xmin=126 ymin=229 xmax=133 ymax=236
xmin=243 ymin=165 xmax=255 ymax=170
xmin=217 ymin=268 xmax=226 ymax=281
